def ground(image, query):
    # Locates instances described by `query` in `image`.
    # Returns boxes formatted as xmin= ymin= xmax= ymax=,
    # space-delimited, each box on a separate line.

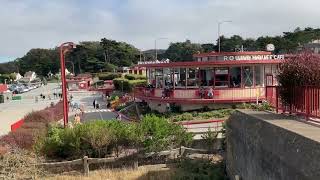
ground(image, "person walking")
xmin=93 ymin=99 xmax=96 ymax=109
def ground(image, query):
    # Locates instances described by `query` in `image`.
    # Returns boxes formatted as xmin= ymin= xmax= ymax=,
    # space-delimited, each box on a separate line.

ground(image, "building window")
xmin=176 ymin=68 xmax=186 ymax=88
xmin=187 ymin=68 xmax=197 ymax=87
xmin=134 ymin=70 xmax=137 ymax=74
xmin=148 ymin=69 xmax=155 ymax=86
xmin=163 ymin=68 xmax=173 ymax=87
xmin=255 ymin=66 xmax=264 ymax=87
xmin=139 ymin=70 xmax=143 ymax=75
xmin=242 ymin=66 xmax=253 ymax=87
xmin=230 ymin=67 xmax=241 ymax=88
xmin=199 ymin=68 xmax=214 ymax=86
xmin=129 ymin=70 xmax=132 ymax=74
xmin=155 ymin=68 xmax=163 ymax=88
xmin=215 ymin=68 xmax=229 ymax=88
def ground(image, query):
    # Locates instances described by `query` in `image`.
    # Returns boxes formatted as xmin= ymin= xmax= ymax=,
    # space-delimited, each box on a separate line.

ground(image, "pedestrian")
xmin=93 ymin=99 xmax=96 ymax=109
xmin=74 ymin=114 xmax=81 ymax=125
xmin=208 ymin=87 xmax=213 ymax=99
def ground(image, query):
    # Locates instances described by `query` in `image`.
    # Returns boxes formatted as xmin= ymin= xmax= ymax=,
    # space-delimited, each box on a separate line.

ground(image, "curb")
xmin=178 ymin=119 xmax=225 ymax=125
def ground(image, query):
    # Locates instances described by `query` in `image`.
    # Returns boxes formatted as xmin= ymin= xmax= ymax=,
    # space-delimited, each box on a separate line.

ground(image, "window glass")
xmin=255 ymin=66 xmax=264 ymax=86
xmin=187 ymin=68 xmax=197 ymax=86
xmin=176 ymin=68 xmax=186 ymax=87
xmin=242 ymin=66 xmax=253 ymax=87
xmin=148 ymin=69 xmax=155 ymax=86
xmin=215 ymin=68 xmax=229 ymax=88
xmin=155 ymin=68 xmax=163 ymax=88
xmin=163 ymin=68 xmax=172 ymax=87
xmin=230 ymin=67 xmax=241 ymax=88
xmin=199 ymin=68 xmax=214 ymax=86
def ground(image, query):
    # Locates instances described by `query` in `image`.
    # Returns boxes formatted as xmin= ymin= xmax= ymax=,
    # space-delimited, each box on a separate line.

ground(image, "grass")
xmin=170 ymin=109 xmax=234 ymax=122
xmin=45 ymin=165 xmax=176 ymax=180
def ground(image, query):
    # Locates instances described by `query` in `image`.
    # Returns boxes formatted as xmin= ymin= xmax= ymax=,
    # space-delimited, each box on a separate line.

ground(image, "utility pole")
xmin=218 ymin=20 xmax=232 ymax=52
xmin=155 ymin=38 xmax=168 ymax=60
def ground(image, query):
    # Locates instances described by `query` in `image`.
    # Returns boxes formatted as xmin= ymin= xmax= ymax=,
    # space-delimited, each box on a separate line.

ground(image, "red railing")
xmin=266 ymin=86 xmax=320 ymax=122
xmin=11 ymin=119 xmax=24 ymax=132
xmin=134 ymin=87 xmax=265 ymax=104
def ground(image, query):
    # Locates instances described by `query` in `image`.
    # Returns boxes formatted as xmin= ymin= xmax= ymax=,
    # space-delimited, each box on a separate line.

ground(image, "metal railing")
xmin=266 ymin=86 xmax=320 ymax=122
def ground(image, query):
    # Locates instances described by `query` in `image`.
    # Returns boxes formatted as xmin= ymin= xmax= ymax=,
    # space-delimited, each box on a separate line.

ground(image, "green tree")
xmin=165 ymin=40 xmax=203 ymax=61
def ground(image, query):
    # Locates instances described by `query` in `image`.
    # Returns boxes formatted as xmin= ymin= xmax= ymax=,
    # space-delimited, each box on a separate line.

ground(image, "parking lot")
xmin=0 ymin=83 xmax=60 ymax=135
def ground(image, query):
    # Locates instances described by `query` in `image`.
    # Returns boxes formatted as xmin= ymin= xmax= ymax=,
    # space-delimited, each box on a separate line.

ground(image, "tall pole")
xmin=155 ymin=39 xmax=157 ymax=60
xmin=218 ymin=20 xmax=232 ymax=52
xmin=155 ymin=37 xmax=168 ymax=60
xmin=59 ymin=42 xmax=75 ymax=128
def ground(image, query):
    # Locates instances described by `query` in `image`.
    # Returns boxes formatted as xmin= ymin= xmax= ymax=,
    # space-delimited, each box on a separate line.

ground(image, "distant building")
xmin=13 ymin=72 xmax=22 ymax=81
xmin=19 ymin=71 xmax=37 ymax=83
xmin=66 ymin=73 xmax=93 ymax=91
xmin=298 ymin=40 xmax=320 ymax=53
xmin=118 ymin=66 xmax=146 ymax=76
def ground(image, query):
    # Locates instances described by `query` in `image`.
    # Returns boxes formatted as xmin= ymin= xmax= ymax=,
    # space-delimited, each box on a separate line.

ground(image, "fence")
xmin=266 ymin=86 xmax=320 ymax=122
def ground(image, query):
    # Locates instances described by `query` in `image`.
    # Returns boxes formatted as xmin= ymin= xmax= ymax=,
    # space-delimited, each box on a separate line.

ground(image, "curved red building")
xmin=135 ymin=51 xmax=283 ymax=112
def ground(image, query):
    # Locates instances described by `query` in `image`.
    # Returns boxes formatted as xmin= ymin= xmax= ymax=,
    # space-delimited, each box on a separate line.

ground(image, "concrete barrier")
xmin=226 ymin=110 xmax=320 ymax=180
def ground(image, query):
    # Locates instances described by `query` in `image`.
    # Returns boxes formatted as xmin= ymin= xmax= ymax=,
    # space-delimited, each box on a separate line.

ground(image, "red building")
xmin=67 ymin=74 xmax=93 ymax=91
xmin=135 ymin=51 xmax=283 ymax=112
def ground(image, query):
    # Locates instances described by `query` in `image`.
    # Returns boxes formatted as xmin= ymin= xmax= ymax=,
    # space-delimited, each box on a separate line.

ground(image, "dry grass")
xmin=45 ymin=164 xmax=176 ymax=180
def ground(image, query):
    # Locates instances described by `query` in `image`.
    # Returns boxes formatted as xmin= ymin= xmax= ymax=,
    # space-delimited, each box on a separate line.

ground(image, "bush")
xmin=0 ymin=150 xmax=43 ymax=179
xmin=124 ymin=74 xmax=146 ymax=80
xmin=113 ymin=78 xmax=147 ymax=92
xmin=36 ymin=115 xmax=193 ymax=159
xmin=278 ymin=52 xmax=320 ymax=104
xmin=172 ymin=113 xmax=193 ymax=122
xmin=98 ymin=73 xmax=122 ymax=81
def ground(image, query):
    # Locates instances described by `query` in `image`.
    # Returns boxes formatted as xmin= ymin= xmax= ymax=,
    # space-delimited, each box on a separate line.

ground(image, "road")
xmin=0 ymin=83 xmax=116 ymax=136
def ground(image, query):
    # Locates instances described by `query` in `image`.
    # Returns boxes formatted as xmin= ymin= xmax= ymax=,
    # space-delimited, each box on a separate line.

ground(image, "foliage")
xmin=0 ymin=150 xmax=43 ymax=180
xmin=278 ymin=52 xmax=320 ymax=104
xmin=124 ymin=74 xmax=147 ymax=80
xmin=139 ymin=114 xmax=193 ymax=152
xmin=113 ymin=78 xmax=147 ymax=92
xmin=165 ymin=40 xmax=203 ymax=61
xmin=201 ymin=128 xmax=218 ymax=153
xmin=171 ymin=109 xmax=234 ymax=122
xmin=98 ymin=72 xmax=122 ymax=80
xmin=176 ymin=159 xmax=226 ymax=180
xmin=239 ymin=102 xmax=273 ymax=111
xmin=36 ymin=116 xmax=192 ymax=159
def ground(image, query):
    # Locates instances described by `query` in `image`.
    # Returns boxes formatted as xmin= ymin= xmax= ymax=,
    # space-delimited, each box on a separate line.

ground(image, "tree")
xmin=164 ymin=40 xmax=203 ymax=61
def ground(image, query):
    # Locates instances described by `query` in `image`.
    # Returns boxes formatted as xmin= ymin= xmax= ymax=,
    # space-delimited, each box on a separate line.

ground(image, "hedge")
xmin=124 ymin=74 xmax=146 ymax=80
xmin=98 ymin=73 xmax=122 ymax=80
xmin=113 ymin=78 xmax=147 ymax=92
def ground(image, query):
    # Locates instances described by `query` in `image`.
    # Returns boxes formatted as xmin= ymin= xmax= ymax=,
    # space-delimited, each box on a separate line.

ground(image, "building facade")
xmin=135 ymin=51 xmax=283 ymax=112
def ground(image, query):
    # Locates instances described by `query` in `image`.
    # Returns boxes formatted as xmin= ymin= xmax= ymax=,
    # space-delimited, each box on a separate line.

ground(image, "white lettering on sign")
xmin=223 ymin=55 xmax=284 ymax=61
xmin=138 ymin=59 xmax=170 ymax=65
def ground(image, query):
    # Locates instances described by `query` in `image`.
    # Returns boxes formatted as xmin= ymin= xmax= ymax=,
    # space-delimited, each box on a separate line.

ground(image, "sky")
xmin=0 ymin=0 xmax=319 ymax=62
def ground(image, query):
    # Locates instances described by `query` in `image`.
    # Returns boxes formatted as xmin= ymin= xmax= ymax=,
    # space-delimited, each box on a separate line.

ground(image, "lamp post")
xmin=59 ymin=42 xmax=76 ymax=128
xmin=218 ymin=20 xmax=232 ymax=52
xmin=155 ymin=37 xmax=168 ymax=60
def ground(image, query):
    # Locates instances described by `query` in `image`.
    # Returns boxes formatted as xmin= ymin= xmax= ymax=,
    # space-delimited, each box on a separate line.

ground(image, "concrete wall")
xmin=226 ymin=110 xmax=320 ymax=180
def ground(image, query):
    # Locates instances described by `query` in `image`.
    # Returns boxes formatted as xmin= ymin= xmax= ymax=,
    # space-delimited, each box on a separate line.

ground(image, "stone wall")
xmin=226 ymin=110 xmax=320 ymax=180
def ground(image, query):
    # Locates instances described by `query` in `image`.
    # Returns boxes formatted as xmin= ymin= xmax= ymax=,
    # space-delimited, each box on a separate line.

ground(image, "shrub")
xmin=140 ymin=114 xmax=193 ymax=152
xmin=98 ymin=73 xmax=122 ymax=81
xmin=0 ymin=150 xmax=43 ymax=179
xmin=113 ymin=78 xmax=147 ymax=92
xmin=124 ymin=74 xmax=146 ymax=80
xmin=278 ymin=52 xmax=320 ymax=104
xmin=172 ymin=113 xmax=193 ymax=122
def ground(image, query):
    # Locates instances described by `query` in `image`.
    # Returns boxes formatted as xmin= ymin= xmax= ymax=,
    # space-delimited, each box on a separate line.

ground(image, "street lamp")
xmin=218 ymin=20 xmax=232 ymax=52
xmin=155 ymin=37 xmax=168 ymax=60
xmin=59 ymin=42 xmax=76 ymax=128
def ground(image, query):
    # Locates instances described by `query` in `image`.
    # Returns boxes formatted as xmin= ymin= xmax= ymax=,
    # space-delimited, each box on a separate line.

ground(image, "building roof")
xmin=136 ymin=59 xmax=282 ymax=68
xmin=24 ymin=71 xmax=35 ymax=78
xmin=193 ymin=51 xmax=272 ymax=58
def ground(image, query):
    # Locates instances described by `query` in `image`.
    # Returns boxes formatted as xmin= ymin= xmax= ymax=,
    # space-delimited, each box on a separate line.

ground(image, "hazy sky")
xmin=0 ymin=0 xmax=319 ymax=62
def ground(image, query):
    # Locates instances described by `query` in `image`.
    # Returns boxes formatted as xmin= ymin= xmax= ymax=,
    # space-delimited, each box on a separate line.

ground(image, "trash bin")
xmin=0 ymin=94 xmax=4 ymax=103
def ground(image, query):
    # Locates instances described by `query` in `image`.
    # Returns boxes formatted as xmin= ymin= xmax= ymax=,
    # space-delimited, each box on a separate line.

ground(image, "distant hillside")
xmin=143 ymin=49 xmax=166 ymax=55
